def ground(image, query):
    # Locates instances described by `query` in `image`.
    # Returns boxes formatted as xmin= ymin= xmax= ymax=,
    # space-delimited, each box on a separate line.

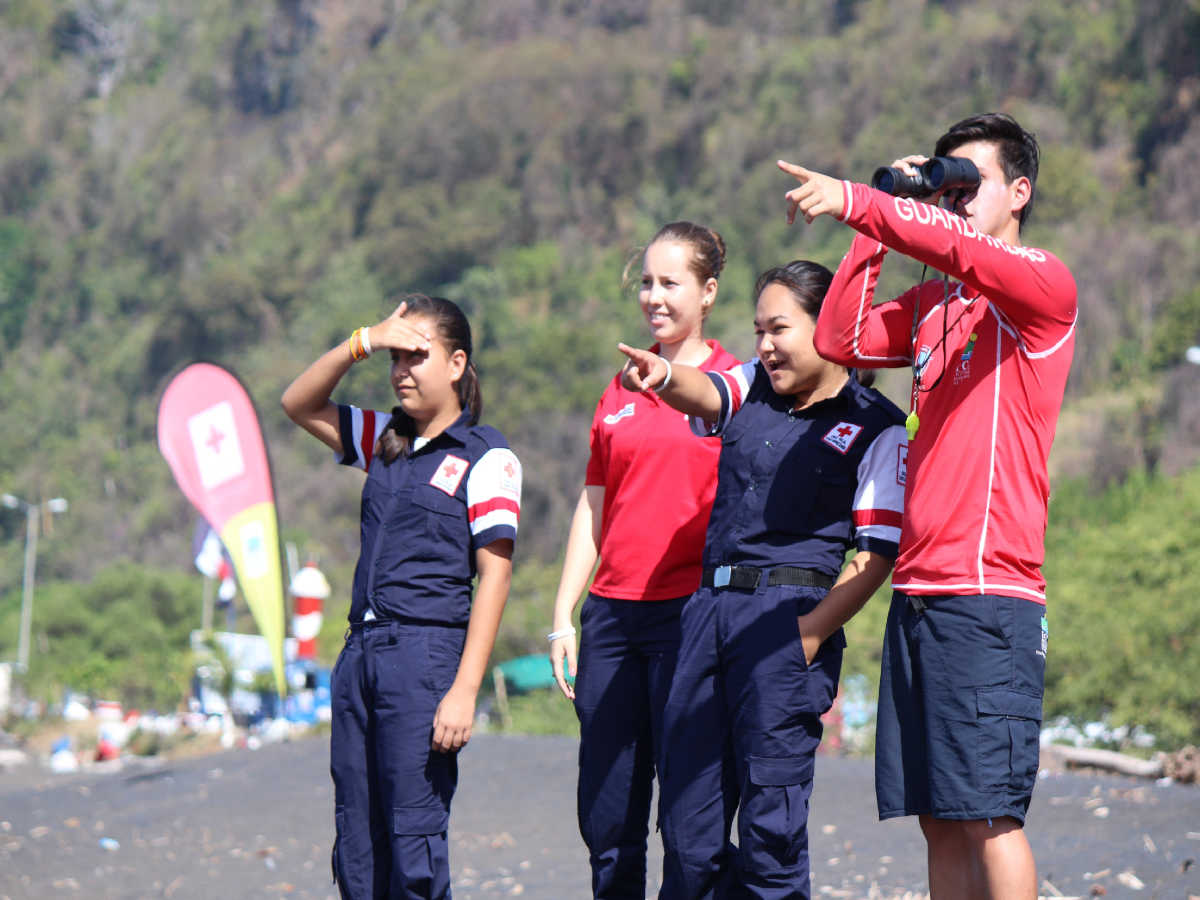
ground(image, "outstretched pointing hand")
xmin=617 ymin=343 xmax=668 ymax=393
xmin=777 ymin=160 xmax=846 ymax=225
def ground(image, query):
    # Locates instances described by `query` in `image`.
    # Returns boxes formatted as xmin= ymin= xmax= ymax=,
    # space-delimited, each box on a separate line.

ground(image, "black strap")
xmin=700 ymin=566 xmax=761 ymax=590
xmin=347 ymin=615 xmax=466 ymax=631
xmin=701 ymin=566 xmax=834 ymax=591
xmin=767 ymin=566 xmax=835 ymax=590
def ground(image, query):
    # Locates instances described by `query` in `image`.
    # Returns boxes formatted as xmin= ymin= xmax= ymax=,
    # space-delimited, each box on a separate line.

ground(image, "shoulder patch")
xmin=822 ymin=422 xmax=864 ymax=454
xmin=499 ymin=455 xmax=520 ymax=495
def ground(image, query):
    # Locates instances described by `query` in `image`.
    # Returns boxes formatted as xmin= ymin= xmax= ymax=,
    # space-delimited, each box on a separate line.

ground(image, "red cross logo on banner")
xmin=187 ymin=401 xmax=246 ymax=489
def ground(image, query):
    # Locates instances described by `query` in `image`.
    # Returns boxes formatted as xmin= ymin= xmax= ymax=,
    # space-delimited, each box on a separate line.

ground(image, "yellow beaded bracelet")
xmin=349 ymin=328 xmax=366 ymax=362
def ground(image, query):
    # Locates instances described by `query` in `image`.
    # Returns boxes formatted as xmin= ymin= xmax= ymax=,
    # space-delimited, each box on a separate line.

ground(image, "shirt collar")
xmin=784 ymin=372 xmax=856 ymax=417
xmin=648 ymin=340 xmax=720 ymax=366
xmin=413 ymin=408 xmax=473 ymax=454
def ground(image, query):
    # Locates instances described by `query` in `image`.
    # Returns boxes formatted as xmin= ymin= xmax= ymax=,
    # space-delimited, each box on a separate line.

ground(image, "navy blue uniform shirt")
xmin=336 ymin=405 xmax=522 ymax=625
xmin=696 ymin=361 xmax=907 ymax=576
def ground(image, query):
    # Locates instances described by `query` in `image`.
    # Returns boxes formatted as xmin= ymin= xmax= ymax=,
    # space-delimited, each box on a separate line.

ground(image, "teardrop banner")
xmin=157 ymin=363 xmax=287 ymax=697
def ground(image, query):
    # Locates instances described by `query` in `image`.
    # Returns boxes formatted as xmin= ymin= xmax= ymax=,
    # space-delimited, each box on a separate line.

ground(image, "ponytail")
xmin=459 ymin=360 xmax=482 ymax=426
xmin=378 ymin=408 xmax=415 ymax=463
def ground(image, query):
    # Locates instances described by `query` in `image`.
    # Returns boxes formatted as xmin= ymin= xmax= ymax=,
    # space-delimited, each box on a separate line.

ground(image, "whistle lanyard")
xmin=906 ymin=269 xmax=974 ymax=440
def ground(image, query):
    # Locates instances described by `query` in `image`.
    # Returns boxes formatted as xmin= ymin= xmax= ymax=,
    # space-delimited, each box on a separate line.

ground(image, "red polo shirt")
xmin=585 ymin=340 xmax=741 ymax=601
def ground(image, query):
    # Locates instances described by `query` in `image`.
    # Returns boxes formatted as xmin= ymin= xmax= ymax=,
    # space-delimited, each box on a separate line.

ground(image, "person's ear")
xmin=1011 ymin=176 xmax=1032 ymax=217
xmin=448 ymin=348 xmax=467 ymax=382
xmin=701 ymin=277 xmax=718 ymax=315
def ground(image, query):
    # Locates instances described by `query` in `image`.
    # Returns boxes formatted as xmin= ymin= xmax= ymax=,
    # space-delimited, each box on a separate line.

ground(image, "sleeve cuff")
xmin=857 ymin=536 xmax=899 ymax=561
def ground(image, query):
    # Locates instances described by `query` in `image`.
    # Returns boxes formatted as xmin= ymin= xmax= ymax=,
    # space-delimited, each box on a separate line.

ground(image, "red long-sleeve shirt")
xmin=814 ymin=181 xmax=1077 ymax=602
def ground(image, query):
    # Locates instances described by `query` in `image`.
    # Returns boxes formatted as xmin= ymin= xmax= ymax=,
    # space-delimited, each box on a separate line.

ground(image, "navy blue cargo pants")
xmin=573 ymin=593 xmax=687 ymax=899
xmin=658 ymin=584 xmax=844 ymax=900
xmin=330 ymin=620 xmax=466 ymax=899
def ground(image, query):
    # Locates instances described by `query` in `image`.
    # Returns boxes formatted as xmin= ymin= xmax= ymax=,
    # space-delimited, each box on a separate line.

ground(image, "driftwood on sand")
xmin=1044 ymin=744 xmax=1199 ymax=783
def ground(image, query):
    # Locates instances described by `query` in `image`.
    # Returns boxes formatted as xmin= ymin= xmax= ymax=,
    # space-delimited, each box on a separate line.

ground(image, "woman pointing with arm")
xmin=549 ymin=222 xmax=739 ymax=899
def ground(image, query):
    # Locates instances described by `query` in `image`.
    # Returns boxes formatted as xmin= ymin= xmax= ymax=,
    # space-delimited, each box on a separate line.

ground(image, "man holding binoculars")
xmin=778 ymin=113 xmax=1077 ymax=899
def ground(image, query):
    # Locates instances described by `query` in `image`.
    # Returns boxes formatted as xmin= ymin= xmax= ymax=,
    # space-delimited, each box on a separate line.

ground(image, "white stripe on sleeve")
xmin=851 ymin=424 xmax=907 ymax=549
xmin=466 ymin=447 xmax=522 ymax=540
xmin=688 ymin=360 xmax=757 ymax=436
xmin=336 ymin=406 xmax=392 ymax=471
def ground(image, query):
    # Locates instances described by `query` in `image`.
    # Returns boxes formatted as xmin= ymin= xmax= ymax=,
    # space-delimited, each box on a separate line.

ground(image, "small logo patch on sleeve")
xmin=498 ymin=454 xmax=521 ymax=497
xmin=897 ymin=444 xmax=908 ymax=485
xmin=822 ymin=422 xmax=863 ymax=454
xmin=430 ymin=454 xmax=469 ymax=495
xmin=914 ymin=344 xmax=933 ymax=378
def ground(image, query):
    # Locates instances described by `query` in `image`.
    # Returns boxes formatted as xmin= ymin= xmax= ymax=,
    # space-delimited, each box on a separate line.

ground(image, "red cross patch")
xmin=822 ymin=422 xmax=863 ymax=454
xmin=430 ymin=454 xmax=469 ymax=495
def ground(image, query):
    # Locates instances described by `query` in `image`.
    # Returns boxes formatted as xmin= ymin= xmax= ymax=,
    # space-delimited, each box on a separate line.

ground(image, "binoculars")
xmin=871 ymin=157 xmax=980 ymax=198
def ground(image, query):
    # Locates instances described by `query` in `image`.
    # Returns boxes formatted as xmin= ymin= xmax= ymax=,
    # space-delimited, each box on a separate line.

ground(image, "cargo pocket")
xmin=394 ymin=803 xmax=450 ymax=837
xmin=392 ymin=804 xmax=453 ymax=899
xmin=740 ymin=754 xmax=815 ymax=867
xmin=976 ymin=688 xmax=1042 ymax=794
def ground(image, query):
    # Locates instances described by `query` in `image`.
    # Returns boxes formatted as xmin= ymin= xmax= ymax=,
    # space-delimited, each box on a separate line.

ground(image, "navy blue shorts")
xmin=875 ymin=592 xmax=1046 ymax=824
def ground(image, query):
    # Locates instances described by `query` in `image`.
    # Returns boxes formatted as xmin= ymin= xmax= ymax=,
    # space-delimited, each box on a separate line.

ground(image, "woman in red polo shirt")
xmin=549 ymin=221 xmax=740 ymax=899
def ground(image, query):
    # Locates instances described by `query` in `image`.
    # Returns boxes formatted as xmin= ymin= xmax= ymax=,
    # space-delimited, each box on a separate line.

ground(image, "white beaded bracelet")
xmin=547 ymin=627 xmax=576 ymax=642
xmin=656 ymin=356 xmax=673 ymax=391
xmin=360 ymin=326 xmax=373 ymax=357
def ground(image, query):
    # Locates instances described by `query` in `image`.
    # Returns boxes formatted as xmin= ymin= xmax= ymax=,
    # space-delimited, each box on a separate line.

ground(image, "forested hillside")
xmin=1 ymin=0 xmax=1197 ymax=745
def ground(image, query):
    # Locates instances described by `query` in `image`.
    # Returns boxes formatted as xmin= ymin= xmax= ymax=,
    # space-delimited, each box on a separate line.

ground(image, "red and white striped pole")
xmin=289 ymin=563 xmax=330 ymax=660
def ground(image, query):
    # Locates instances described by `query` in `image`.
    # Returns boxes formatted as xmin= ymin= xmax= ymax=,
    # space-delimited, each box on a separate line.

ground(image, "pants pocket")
xmin=422 ymin=630 xmax=465 ymax=695
xmin=392 ymin=806 xmax=452 ymax=899
xmin=394 ymin=803 xmax=450 ymax=836
xmin=740 ymin=754 xmax=815 ymax=867
xmin=976 ymin=687 xmax=1042 ymax=794
xmin=332 ymin=803 xmax=379 ymax=896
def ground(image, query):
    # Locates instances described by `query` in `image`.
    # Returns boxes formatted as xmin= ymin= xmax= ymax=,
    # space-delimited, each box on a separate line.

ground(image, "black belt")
xmin=701 ymin=565 xmax=834 ymax=591
xmin=346 ymin=615 xmax=466 ymax=632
